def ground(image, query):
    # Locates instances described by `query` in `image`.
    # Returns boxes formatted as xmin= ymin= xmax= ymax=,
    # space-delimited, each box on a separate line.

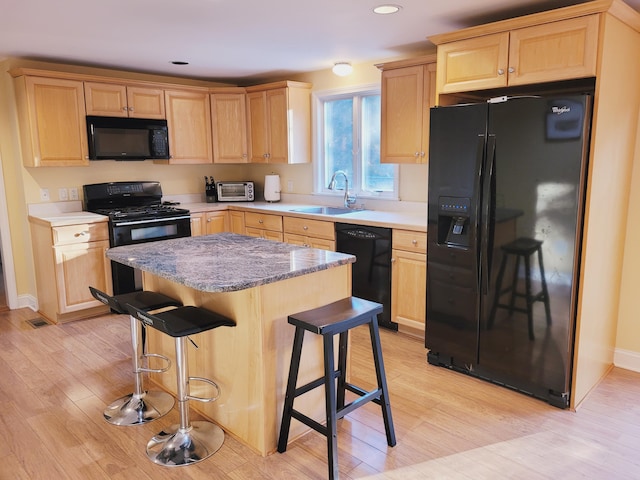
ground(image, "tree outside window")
xmin=316 ymin=88 xmax=397 ymax=199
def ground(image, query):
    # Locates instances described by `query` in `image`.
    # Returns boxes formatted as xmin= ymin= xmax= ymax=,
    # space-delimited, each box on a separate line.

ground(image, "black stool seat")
xmin=90 ymin=286 xmax=182 ymax=315
xmin=89 ymin=286 xmax=183 ymax=426
xmin=489 ymin=237 xmax=552 ymax=340
xmin=126 ymin=303 xmax=236 ymax=467
xmin=278 ymin=297 xmax=396 ymax=480
xmin=127 ymin=305 xmax=236 ymax=337
xmin=501 ymin=237 xmax=543 ymax=256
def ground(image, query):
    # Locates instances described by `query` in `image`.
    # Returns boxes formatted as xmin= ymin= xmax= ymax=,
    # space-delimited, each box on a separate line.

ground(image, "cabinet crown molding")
xmin=428 ymin=0 xmax=639 ymax=45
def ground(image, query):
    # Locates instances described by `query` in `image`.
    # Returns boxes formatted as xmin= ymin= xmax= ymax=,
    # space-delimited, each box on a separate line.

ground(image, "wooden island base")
xmin=143 ymin=264 xmax=351 ymax=456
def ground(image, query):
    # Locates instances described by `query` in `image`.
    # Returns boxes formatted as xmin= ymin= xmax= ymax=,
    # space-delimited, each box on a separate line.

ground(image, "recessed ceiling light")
xmin=373 ymin=4 xmax=401 ymax=15
xmin=170 ymin=61 xmax=189 ymax=66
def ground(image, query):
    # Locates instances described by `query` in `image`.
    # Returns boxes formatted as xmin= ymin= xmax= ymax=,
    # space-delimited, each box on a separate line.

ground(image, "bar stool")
xmin=277 ymin=297 xmax=396 ymax=480
xmin=89 ymin=286 xmax=182 ymax=426
xmin=488 ymin=237 xmax=552 ymax=340
xmin=126 ymin=304 xmax=235 ymax=467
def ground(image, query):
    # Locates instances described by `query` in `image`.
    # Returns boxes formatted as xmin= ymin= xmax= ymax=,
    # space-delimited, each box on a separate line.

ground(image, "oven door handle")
xmin=112 ymin=215 xmax=191 ymax=227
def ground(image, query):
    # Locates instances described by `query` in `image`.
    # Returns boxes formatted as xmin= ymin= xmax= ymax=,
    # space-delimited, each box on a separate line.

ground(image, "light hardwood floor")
xmin=1 ymin=307 xmax=639 ymax=479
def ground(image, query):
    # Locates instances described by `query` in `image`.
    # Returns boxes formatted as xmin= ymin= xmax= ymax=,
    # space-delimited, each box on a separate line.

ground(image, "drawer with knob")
xmin=52 ymin=223 xmax=109 ymax=245
xmin=245 ymin=212 xmax=283 ymax=232
xmin=283 ymin=216 xmax=334 ymax=240
xmin=392 ymin=229 xmax=426 ymax=253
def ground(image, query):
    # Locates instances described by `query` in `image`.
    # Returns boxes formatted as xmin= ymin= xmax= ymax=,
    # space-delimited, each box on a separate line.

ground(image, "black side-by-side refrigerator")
xmin=425 ymin=94 xmax=592 ymax=408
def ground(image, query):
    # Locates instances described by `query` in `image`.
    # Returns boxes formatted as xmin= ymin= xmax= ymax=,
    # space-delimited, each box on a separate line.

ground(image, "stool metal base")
xmin=146 ymin=421 xmax=224 ymax=467
xmin=103 ymin=391 xmax=175 ymax=426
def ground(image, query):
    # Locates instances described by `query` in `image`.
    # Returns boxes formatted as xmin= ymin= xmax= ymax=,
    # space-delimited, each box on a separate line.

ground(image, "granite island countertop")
xmin=106 ymin=232 xmax=355 ymax=293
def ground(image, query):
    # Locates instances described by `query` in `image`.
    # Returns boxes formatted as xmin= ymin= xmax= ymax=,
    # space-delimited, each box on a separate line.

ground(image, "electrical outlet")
xmin=40 ymin=188 xmax=50 ymax=202
xmin=287 ymin=180 xmax=294 ymax=193
xmin=58 ymin=188 xmax=68 ymax=201
xmin=69 ymin=187 xmax=79 ymax=200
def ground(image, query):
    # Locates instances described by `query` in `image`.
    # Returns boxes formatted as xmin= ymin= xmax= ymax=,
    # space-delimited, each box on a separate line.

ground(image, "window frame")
xmin=312 ymin=84 xmax=399 ymax=201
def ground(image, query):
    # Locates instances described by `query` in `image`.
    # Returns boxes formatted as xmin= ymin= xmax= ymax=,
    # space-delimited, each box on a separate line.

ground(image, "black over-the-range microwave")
xmin=86 ymin=115 xmax=170 ymax=160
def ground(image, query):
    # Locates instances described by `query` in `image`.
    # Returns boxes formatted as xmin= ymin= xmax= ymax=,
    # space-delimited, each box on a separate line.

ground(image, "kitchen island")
xmin=106 ymin=233 xmax=355 ymax=456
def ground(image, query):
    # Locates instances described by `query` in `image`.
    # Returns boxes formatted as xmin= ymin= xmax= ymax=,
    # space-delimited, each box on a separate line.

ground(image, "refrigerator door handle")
xmin=480 ymin=134 xmax=496 ymax=294
xmin=475 ymin=134 xmax=486 ymax=290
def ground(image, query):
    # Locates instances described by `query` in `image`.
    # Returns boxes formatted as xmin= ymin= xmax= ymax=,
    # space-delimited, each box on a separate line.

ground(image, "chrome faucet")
xmin=327 ymin=170 xmax=357 ymax=208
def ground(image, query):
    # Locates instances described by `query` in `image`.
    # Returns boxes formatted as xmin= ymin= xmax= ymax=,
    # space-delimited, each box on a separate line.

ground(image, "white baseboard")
xmin=614 ymin=348 xmax=640 ymax=373
xmin=17 ymin=294 xmax=37 ymax=312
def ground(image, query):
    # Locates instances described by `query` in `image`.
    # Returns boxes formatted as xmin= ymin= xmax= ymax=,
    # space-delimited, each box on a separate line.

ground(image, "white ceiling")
xmin=2 ymin=0 xmax=639 ymax=84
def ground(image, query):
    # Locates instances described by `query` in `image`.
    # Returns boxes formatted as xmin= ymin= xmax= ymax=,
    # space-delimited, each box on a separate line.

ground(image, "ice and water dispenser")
xmin=437 ymin=196 xmax=471 ymax=248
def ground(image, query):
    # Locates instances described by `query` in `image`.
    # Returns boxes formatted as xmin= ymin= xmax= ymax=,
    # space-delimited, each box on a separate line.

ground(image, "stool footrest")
xmin=138 ymin=353 xmax=171 ymax=374
xmin=294 ymin=370 xmax=342 ymax=398
xmin=291 ymin=409 xmax=327 ymax=436
xmin=186 ymin=376 xmax=221 ymax=403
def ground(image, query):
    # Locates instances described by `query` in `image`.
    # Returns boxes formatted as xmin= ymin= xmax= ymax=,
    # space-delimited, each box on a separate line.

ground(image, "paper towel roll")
xmin=264 ymin=174 xmax=281 ymax=202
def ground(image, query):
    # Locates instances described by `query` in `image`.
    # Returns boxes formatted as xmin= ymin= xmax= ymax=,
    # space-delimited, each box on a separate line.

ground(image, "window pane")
xmin=324 ymin=98 xmax=353 ymax=184
xmin=361 ymin=95 xmax=393 ymax=192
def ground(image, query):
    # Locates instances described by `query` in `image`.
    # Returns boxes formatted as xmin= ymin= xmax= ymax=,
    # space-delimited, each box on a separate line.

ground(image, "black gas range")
xmin=84 ymin=181 xmax=191 ymax=294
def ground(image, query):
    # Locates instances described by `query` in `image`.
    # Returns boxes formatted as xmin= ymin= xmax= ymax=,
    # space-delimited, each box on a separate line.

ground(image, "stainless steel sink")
xmin=289 ymin=206 xmax=362 ymax=215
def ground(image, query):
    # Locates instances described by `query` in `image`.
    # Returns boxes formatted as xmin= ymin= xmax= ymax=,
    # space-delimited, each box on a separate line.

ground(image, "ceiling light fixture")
xmin=332 ymin=62 xmax=353 ymax=76
xmin=373 ymin=4 xmax=401 ymax=15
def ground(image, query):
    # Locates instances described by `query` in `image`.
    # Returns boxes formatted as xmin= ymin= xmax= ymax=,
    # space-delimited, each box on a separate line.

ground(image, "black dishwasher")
xmin=335 ymin=223 xmax=396 ymax=330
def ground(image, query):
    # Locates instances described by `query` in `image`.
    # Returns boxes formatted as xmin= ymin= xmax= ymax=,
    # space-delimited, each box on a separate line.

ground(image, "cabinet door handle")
xmin=74 ymin=231 xmax=89 ymax=237
xmin=412 ymin=239 xmax=418 ymax=245
xmin=508 ymin=67 xmax=515 ymax=74
xmin=498 ymin=68 xmax=505 ymax=75
xmin=258 ymin=219 xmax=264 ymax=224
xmin=303 ymin=225 xmax=308 ymax=230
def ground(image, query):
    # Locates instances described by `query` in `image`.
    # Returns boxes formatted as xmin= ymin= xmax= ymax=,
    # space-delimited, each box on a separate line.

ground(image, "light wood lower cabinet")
xmin=191 ymin=211 xmax=231 ymax=236
xmin=29 ymin=219 xmax=112 ymax=323
xmin=283 ymin=216 xmax=335 ymax=250
xmin=391 ymin=229 xmax=427 ymax=337
xmin=244 ymin=212 xmax=283 ymax=241
xmin=229 ymin=210 xmax=246 ymax=234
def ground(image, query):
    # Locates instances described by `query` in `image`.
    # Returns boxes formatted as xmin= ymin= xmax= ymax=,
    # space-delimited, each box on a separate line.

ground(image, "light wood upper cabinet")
xmin=210 ymin=90 xmax=248 ymax=163
xmin=246 ymin=81 xmax=311 ymax=164
xmin=12 ymin=75 xmax=89 ymax=167
xmin=164 ymin=88 xmax=213 ymax=164
xmin=508 ymin=16 xmax=599 ymax=86
xmin=85 ymin=82 xmax=165 ymax=118
xmin=436 ymin=15 xmax=599 ymax=94
xmin=379 ymin=56 xmax=437 ymax=163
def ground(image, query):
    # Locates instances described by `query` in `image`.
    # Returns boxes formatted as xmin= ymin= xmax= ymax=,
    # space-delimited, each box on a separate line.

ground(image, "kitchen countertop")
xmin=27 ymin=200 xmax=427 ymax=232
xmin=106 ymin=232 xmax=355 ymax=293
xmin=28 ymin=211 xmax=108 ymax=227
xmin=184 ymin=201 xmax=427 ymax=232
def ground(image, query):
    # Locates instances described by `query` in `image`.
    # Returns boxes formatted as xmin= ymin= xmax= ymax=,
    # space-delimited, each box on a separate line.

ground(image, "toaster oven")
xmin=216 ymin=181 xmax=255 ymax=202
